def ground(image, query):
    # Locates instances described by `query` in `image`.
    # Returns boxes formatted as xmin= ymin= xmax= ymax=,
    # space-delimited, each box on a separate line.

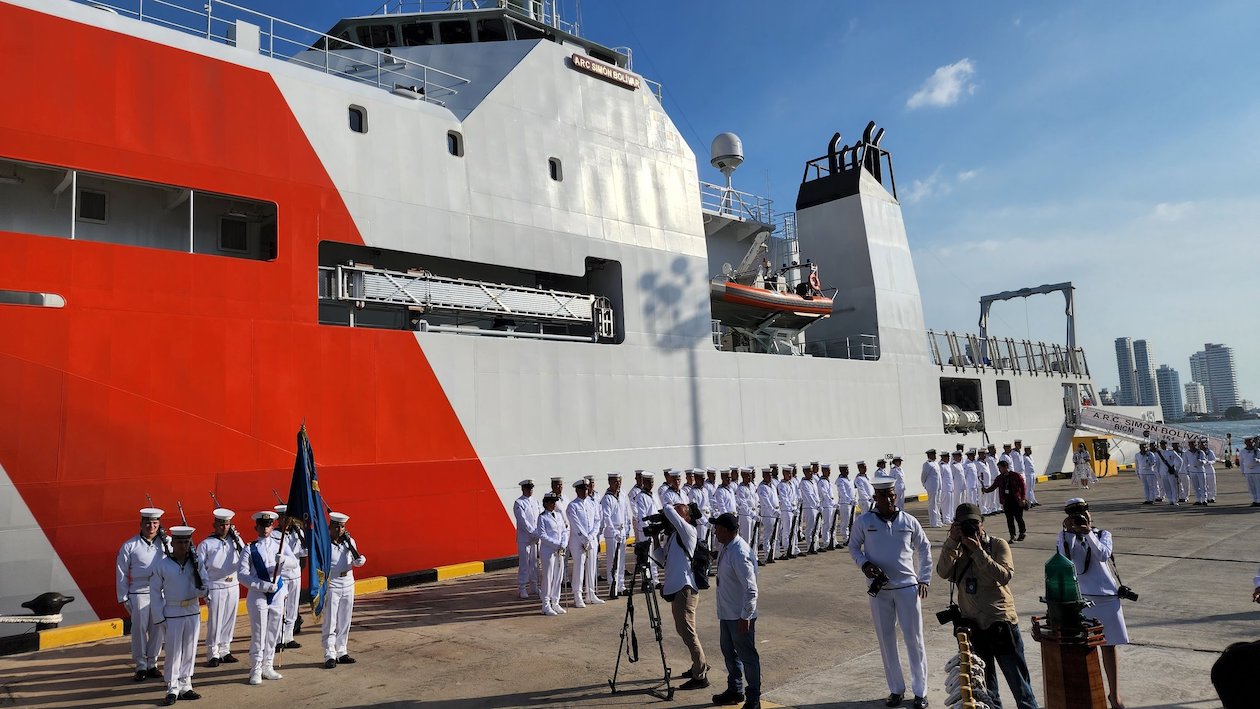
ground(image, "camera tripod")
xmin=609 ymin=545 xmax=674 ymax=700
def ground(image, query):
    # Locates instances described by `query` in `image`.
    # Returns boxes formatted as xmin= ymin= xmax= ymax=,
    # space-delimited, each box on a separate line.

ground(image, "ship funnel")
xmin=710 ymin=133 xmax=744 ymax=182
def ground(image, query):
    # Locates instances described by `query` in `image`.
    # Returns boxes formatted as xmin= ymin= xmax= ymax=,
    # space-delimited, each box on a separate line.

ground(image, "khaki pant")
xmin=669 ymin=587 xmax=706 ymax=678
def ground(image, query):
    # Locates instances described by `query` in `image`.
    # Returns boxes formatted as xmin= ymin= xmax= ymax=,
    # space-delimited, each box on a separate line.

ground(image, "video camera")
xmin=641 ymin=512 xmax=674 ymax=539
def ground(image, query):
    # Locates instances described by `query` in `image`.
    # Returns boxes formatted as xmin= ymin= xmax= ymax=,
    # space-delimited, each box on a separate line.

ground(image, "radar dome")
xmin=710 ymin=133 xmax=744 ymax=175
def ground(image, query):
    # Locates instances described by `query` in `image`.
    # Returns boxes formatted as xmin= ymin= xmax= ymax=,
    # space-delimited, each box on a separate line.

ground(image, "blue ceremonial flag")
xmin=285 ymin=424 xmax=333 ymax=618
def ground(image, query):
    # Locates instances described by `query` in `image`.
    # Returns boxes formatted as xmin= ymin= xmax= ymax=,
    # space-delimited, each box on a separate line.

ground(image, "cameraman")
xmin=1055 ymin=498 xmax=1129 ymax=709
xmin=650 ymin=502 xmax=708 ymax=690
xmin=935 ymin=504 xmax=1038 ymax=709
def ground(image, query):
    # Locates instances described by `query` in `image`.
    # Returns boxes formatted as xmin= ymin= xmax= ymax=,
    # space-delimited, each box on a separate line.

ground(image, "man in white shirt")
xmin=756 ymin=468 xmax=780 ymax=564
xmin=835 ymin=465 xmax=856 ymax=547
xmin=849 ymin=473 xmax=932 ymax=709
xmin=889 ymin=456 xmax=907 ymax=503
xmin=799 ymin=465 xmax=821 ymax=554
xmin=513 ymin=480 xmax=541 ymax=599
xmin=631 ymin=473 xmax=661 ymax=577
xmin=271 ymin=505 xmax=307 ymax=652
xmin=962 ymin=449 xmax=981 ymax=506
xmin=949 ymin=451 xmax=968 ymax=514
xmin=817 ymin=464 xmax=837 ymax=551
xmin=709 ymin=513 xmax=760 ymax=709
xmin=601 ymin=472 xmax=630 ymax=599
xmin=322 ymin=512 xmax=367 ymax=669
xmin=691 ymin=473 xmax=714 ymax=554
xmin=661 ymin=470 xmax=687 ymax=508
xmin=239 ymin=510 xmax=295 ymax=685
xmin=736 ymin=468 xmax=757 ymax=545
xmin=775 ymin=468 xmax=798 ymax=560
xmin=1021 ymin=444 xmax=1040 ymax=507
xmin=150 ymin=525 xmax=206 ymax=706
xmin=1202 ymin=439 xmax=1219 ymax=503
xmin=920 ymin=450 xmax=942 ymax=528
xmin=1135 ymin=443 xmax=1159 ymax=505
xmin=116 ymin=507 xmax=168 ymax=682
xmin=650 ymin=503 xmax=708 ymax=690
xmin=984 ymin=446 xmax=1001 ymax=515
xmin=1183 ymin=440 xmax=1209 ymax=505
xmin=566 ymin=480 xmax=604 ymax=607
xmin=535 ymin=493 xmax=569 ymax=616
xmin=1241 ymin=438 xmax=1260 ymax=506
xmin=853 ymin=461 xmax=875 ymax=515
xmin=198 ymin=508 xmax=242 ymax=666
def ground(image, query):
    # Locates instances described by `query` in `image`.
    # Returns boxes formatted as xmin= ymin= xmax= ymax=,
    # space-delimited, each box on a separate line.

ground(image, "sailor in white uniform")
xmin=117 ymin=507 xmax=169 ymax=681
xmin=799 ymin=465 xmax=821 ymax=553
xmin=889 ymin=456 xmax=907 ymax=503
xmin=322 ymin=511 xmax=367 ymax=668
xmin=238 ymin=510 xmax=294 ymax=685
xmin=1021 ymin=444 xmax=1040 ymax=506
xmin=1135 ymin=443 xmax=1158 ymax=504
xmin=1183 ymin=439 xmax=1209 ymax=505
xmin=705 ymin=468 xmax=719 ymax=506
xmin=566 ymin=479 xmax=603 ymax=607
xmin=983 ymin=446 xmax=1001 ymax=514
xmin=736 ymin=468 xmax=757 ymax=545
xmin=850 ymin=472 xmax=932 ymax=709
xmin=920 ymin=450 xmax=942 ymax=527
xmin=691 ymin=472 xmax=713 ymax=552
xmin=756 ymin=468 xmax=781 ymax=563
xmin=853 ymin=461 xmax=875 ymax=515
xmin=817 ymin=464 xmax=837 ymax=550
xmin=661 ymin=469 xmax=686 ymax=509
xmin=630 ymin=472 xmax=661 ymax=577
xmin=940 ymin=448 xmax=957 ymax=523
xmin=1241 ymin=438 xmax=1260 ymax=506
xmin=535 ymin=493 xmax=569 ymax=615
xmin=1203 ymin=439 xmax=1218 ymax=503
xmin=776 ymin=467 xmax=798 ymax=559
xmin=601 ymin=472 xmax=630 ymax=598
xmin=272 ymin=504 xmax=307 ymax=651
xmin=962 ymin=449 xmax=981 ymax=505
xmin=149 ymin=525 xmax=206 ymax=706
xmin=949 ymin=451 xmax=967 ymax=513
xmin=835 ymin=464 xmax=856 ymax=547
xmin=513 ymin=480 xmax=541 ymax=599
xmin=197 ymin=508 xmax=242 ymax=666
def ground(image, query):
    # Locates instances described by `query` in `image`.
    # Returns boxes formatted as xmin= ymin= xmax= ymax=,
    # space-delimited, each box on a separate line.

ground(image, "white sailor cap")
xmin=607 ymin=471 xmax=622 ymax=479
xmin=871 ymin=472 xmax=897 ymax=490
xmin=838 ymin=463 xmax=850 ymax=470
xmin=329 ymin=512 xmax=350 ymax=524
xmin=550 ymin=476 xmax=564 ymax=483
xmin=640 ymin=471 xmax=654 ymax=480
xmin=875 ymin=459 xmax=887 ymax=466
xmin=634 ymin=469 xmax=646 ymax=474
xmin=967 ymin=448 xmax=977 ymax=455
xmin=720 ymin=468 xmax=733 ymax=476
xmin=740 ymin=466 xmax=754 ymax=473
xmin=139 ymin=507 xmax=164 ymax=519
xmin=273 ymin=504 xmax=287 ymax=514
xmin=729 ymin=466 xmax=740 ymax=472
xmin=761 ymin=466 xmax=772 ymax=473
xmin=855 ymin=460 xmax=866 ymax=466
xmin=1064 ymin=498 xmax=1088 ymax=511
xmin=787 ymin=463 xmax=798 ymax=471
xmin=1003 ymin=442 xmax=1013 ymax=448
xmin=169 ymin=525 xmax=195 ymax=539
xmin=809 ymin=461 xmax=820 ymax=465
xmin=252 ymin=510 xmax=278 ymax=522
xmin=573 ymin=480 xmax=587 ymax=489
xmin=666 ymin=469 xmax=682 ymax=478
xmin=1013 ymin=439 xmax=1023 ymax=444
xmin=213 ymin=508 xmax=235 ymax=521
xmin=925 ymin=449 xmax=937 ymax=455
xmin=520 ymin=479 xmax=535 ymax=487
xmin=706 ymin=467 xmax=718 ymax=474
xmin=952 ymin=450 xmax=963 ymax=457
xmin=820 ymin=463 xmax=831 ymax=470
xmin=892 ymin=454 xmax=904 ymax=461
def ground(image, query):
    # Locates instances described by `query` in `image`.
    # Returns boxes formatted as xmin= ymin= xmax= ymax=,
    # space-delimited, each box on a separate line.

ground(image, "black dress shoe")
xmin=1017 ymin=533 xmax=1026 ymax=541
xmin=275 ymin=643 xmax=285 ymax=652
xmin=132 ymin=670 xmax=146 ymax=682
xmin=208 ymin=657 xmax=220 ymax=668
xmin=678 ymin=677 xmax=710 ymax=690
xmin=147 ymin=667 xmax=161 ymax=679
xmin=293 ymin=615 xmax=303 ymax=634
xmin=162 ymin=694 xmax=177 ymax=707
xmin=911 ymin=696 xmax=929 ymax=709
xmin=220 ymin=654 xmax=239 ymax=664
xmin=740 ymin=700 xmax=761 ymax=709
xmin=712 ymin=688 xmax=744 ymax=705
xmin=284 ymin=640 xmax=301 ymax=649
xmin=179 ymin=690 xmax=201 ymax=700
xmin=885 ymin=692 xmax=904 ymax=706
xmin=324 ymin=658 xmax=338 ymax=669
xmin=337 ymin=655 xmax=357 ymax=664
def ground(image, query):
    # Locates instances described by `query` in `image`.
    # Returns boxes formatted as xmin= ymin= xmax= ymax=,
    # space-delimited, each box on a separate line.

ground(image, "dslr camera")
xmin=1117 ymin=585 xmax=1139 ymax=602
xmin=640 ymin=512 xmax=674 ymax=539
xmin=959 ymin=519 xmax=981 ymax=538
xmin=936 ymin=603 xmax=963 ymax=626
xmin=865 ymin=566 xmax=890 ymax=597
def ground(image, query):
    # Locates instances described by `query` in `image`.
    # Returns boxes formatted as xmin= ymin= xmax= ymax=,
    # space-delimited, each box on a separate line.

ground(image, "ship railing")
xmin=370 ymin=0 xmax=581 ymax=37
xmin=81 ymin=0 xmax=470 ymax=105
xmin=802 ymin=334 xmax=880 ymax=361
xmin=698 ymin=182 xmax=774 ymax=224
xmin=926 ymin=330 xmax=1090 ymax=377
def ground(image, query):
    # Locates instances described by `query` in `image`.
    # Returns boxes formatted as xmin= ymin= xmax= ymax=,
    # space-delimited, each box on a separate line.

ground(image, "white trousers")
xmin=246 ymin=587 xmax=286 ymax=672
xmin=819 ymin=506 xmax=835 ymax=546
xmin=161 ymin=613 xmax=200 ymax=694
xmin=1152 ymin=472 xmax=1164 ymax=498
xmin=801 ymin=508 xmax=819 ymax=550
xmin=1206 ymin=466 xmax=1218 ymax=499
xmin=1024 ymin=471 xmax=1039 ymax=503
xmin=604 ymin=533 xmax=626 ymax=594
xmin=924 ymin=482 xmax=941 ymax=527
xmin=777 ymin=510 xmax=797 ymax=554
xmin=940 ymin=485 xmax=955 ymax=523
xmin=516 ymin=536 xmax=539 ymax=593
xmin=568 ymin=541 xmax=598 ymax=602
xmin=758 ymin=515 xmax=779 ymax=559
xmin=1138 ymin=474 xmax=1158 ymax=502
xmin=1176 ymin=471 xmax=1190 ymax=500
xmin=279 ymin=575 xmax=301 ymax=643
xmin=1246 ymin=473 xmax=1260 ymax=503
xmin=322 ymin=585 xmax=355 ymax=660
xmin=869 ymin=585 xmax=928 ymax=698
xmin=738 ymin=515 xmax=755 ymax=545
xmin=1190 ymin=473 xmax=1207 ymax=503
xmin=127 ymin=591 xmax=164 ymax=670
xmin=205 ymin=585 xmax=239 ymax=660
xmin=836 ymin=503 xmax=853 ymax=543
xmin=540 ymin=545 xmax=564 ymax=609
xmin=982 ymin=487 xmax=998 ymax=514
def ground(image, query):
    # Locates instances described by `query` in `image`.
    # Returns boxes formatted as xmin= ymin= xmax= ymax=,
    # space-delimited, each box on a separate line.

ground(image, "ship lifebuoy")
xmin=808 ymin=271 xmax=821 ymax=291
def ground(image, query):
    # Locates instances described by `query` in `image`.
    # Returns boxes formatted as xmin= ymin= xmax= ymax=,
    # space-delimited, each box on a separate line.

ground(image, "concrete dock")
xmin=2 ymin=470 xmax=1257 ymax=708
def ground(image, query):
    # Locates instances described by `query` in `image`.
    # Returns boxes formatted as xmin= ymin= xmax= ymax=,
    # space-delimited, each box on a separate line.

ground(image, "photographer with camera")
xmin=1055 ymin=498 xmax=1131 ymax=709
xmin=649 ymin=502 xmax=709 ymax=690
xmin=935 ymin=504 xmax=1038 ymax=709
xmin=849 ymin=472 xmax=932 ymax=709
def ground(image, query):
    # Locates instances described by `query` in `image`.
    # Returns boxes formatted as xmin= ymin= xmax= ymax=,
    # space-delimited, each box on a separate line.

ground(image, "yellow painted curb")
xmin=355 ymin=576 xmax=388 ymax=595
xmin=39 ymin=619 xmax=122 ymax=650
xmin=435 ymin=561 xmax=484 ymax=581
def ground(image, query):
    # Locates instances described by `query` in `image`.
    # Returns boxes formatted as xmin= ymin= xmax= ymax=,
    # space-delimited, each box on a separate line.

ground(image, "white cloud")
xmin=906 ymin=59 xmax=977 ymax=109
xmin=1150 ymin=201 xmax=1194 ymax=221
xmin=956 ymin=169 xmax=980 ymax=182
xmin=905 ymin=168 xmax=949 ymax=204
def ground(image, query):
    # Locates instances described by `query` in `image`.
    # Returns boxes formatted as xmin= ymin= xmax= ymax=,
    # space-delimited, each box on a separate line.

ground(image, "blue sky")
xmin=249 ymin=0 xmax=1259 ymax=401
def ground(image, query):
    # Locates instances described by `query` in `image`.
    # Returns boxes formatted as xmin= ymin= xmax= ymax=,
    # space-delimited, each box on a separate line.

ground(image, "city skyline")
xmin=1112 ymin=339 xmax=1245 ymax=415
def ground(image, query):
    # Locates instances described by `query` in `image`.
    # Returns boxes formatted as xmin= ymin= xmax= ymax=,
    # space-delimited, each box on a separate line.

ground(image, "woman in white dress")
xmin=1072 ymin=443 xmax=1094 ymax=489
xmin=1057 ymin=498 xmax=1129 ymax=709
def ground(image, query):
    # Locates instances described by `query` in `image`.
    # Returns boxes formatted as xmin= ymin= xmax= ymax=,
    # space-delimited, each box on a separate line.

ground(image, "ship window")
xmin=348 ymin=105 xmax=367 ymax=133
xmin=996 ymin=379 xmax=1013 ymax=406
xmin=401 ymin=21 xmax=437 ymax=46
xmin=510 ymin=20 xmax=546 ymax=41
xmin=325 ymin=30 xmax=353 ymax=51
xmin=447 ymin=131 xmax=464 ymax=157
xmin=356 ymin=24 xmax=397 ymax=49
xmin=76 ymin=189 xmax=108 ymax=224
xmin=438 ymin=20 xmax=472 ymax=44
xmin=218 ymin=217 xmax=249 ymax=253
xmin=476 ymin=18 xmax=508 ymax=42
xmin=548 ymin=157 xmax=562 ymax=181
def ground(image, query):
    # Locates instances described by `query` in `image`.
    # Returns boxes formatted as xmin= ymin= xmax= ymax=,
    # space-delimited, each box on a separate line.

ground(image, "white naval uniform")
xmin=735 ymin=483 xmax=756 ymax=544
xmin=921 ymin=460 xmax=942 ymax=527
xmin=949 ymin=461 xmax=967 ymax=513
xmin=1183 ymin=449 xmax=1209 ymax=503
xmin=938 ymin=461 xmax=955 ymax=524
xmin=196 ymin=533 xmax=241 ymax=661
xmin=566 ymin=495 xmax=601 ymax=605
xmin=835 ymin=476 xmax=855 ymax=544
xmin=601 ymin=489 xmax=630 ymax=596
xmin=713 ymin=483 xmax=736 ymax=517
xmin=1204 ymin=447 xmax=1218 ymax=500
xmin=238 ymin=534 xmax=294 ymax=677
xmin=534 ymin=508 xmax=569 ymax=612
xmin=775 ymin=478 xmax=797 ymax=555
xmin=849 ymin=509 xmax=932 ymax=699
xmin=150 ymin=554 xmax=206 ymax=695
xmin=756 ymin=481 xmax=780 ymax=559
xmin=630 ymin=487 xmax=660 ymax=577
xmin=273 ymin=528 xmax=307 ymax=645
xmin=116 ymin=534 xmax=168 ymax=672
xmin=323 ymin=535 xmax=366 ymax=660
xmin=983 ymin=457 xmax=1000 ymax=514
xmin=853 ymin=474 xmax=875 ymax=516
xmin=691 ymin=485 xmax=713 ymax=550
xmin=1008 ymin=449 xmax=1026 ymax=486
xmin=798 ymin=476 xmax=821 ymax=551
xmin=1135 ymin=451 xmax=1159 ymax=502
xmin=962 ymin=459 xmax=980 ymax=505
xmin=890 ymin=465 xmax=906 ymax=503
xmin=817 ymin=476 xmax=836 ymax=547
xmin=513 ymin=494 xmax=542 ymax=596
xmin=1242 ymin=447 xmax=1260 ymax=503
xmin=1056 ymin=529 xmax=1129 ymax=646
xmin=660 ymin=485 xmax=686 ymax=510
xmin=1021 ymin=453 xmax=1040 ymax=504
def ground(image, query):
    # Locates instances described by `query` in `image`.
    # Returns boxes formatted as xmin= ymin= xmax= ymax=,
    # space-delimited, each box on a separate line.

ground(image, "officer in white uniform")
xmin=835 ymin=464 xmax=856 ymax=547
xmin=272 ymin=504 xmax=307 ymax=651
xmin=198 ymin=508 xmax=242 ymax=666
xmin=849 ymin=472 xmax=932 ymax=709
xmin=713 ymin=468 xmax=735 ymax=517
xmin=661 ymin=469 xmax=686 ymax=508
xmin=1203 ymin=439 xmax=1218 ymax=503
xmin=962 ymin=449 xmax=981 ymax=505
xmin=513 ymin=479 xmax=541 ymax=598
xmin=691 ymin=473 xmax=713 ymax=552
xmin=736 ymin=468 xmax=757 ymax=545
xmin=853 ymin=461 xmax=875 ymax=515
xmin=322 ymin=511 xmax=367 ymax=668
xmin=775 ymin=466 xmax=798 ymax=559
xmin=1135 ymin=443 xmax=1158 ymax=504
xmin=1184 ymin=440 xmax=1209 ymax=505
xmin=239 ymin=510 xmax=293 ymax=685
xmin=756 ymin=467 xmax=780 ymax=564
xmin=150 ymin=525 xmax=206 ymax=706
xmin=817 ymin=464 xmax=837 ymax=550
xmin=1009 ymin=440 xmax=1027 ymax=501
xmin=889 ymin=456 xmax=907 ymax=502
xmin=799 ymin=465 xmax=821 ymax=553
xmin=921 ymin=451 xmax=942 ymax=528
xmin=601 ymin=472 xmax=630 ymax=598
xmin=1241 ymin=438 xmax=1260 ymax=506
xmin=535 ymin=493 xmax=569 ymax=616
xmin=566 ymin=479 xmax=603 ymax=607
xmin=705 ymin=468 xmax=719 ymax=506
xmin=117 ymin=507 xmax=169 ymax=681
xmin=949 ymin=451 xmax=967 ymax=512
xmin=1021 ymin=445 xmax=1041 ymax=506
xmin=984 ymin=446 xmax=1001 ymax=514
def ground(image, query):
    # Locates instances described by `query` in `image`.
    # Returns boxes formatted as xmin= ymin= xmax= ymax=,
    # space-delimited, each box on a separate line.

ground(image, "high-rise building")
xmin=1189 ymin=343 xmax=1240 ymax=413
xmin=1133 ymin=340 xmax=1160 ymax=408
xmin=1184 ymin=381 xmax=1207 ymax=415
xmin=1155 ymin=365 xmax=1183 ymax=421
xmin=1114 ymin=337 xmax=1136 ymax=406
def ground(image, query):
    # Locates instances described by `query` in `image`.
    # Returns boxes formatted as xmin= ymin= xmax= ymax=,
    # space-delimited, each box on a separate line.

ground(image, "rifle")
xmin=846 ymin=503 xmax=857 ymax=541
xmin=271 ymin=488 xmax=305 ymax=544
xmin=175 ymin=501 xmax=206 ymax=592
xmin=826 ymin=507 xmax=838 ymax=548
xmin=809 ymin=510 xmax=822 ymax=553
xmin=765 ymin=516 xmax=779 ymax=564
xmin=208 ymin=491 xmax=244 ymax=552
xmin=145 ymin=493 xmax=173 ymax=555
xmin=788 ymin=503 xmax=800 ymax=556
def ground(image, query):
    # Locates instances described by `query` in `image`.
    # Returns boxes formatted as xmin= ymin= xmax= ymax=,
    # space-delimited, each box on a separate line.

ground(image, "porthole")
xmin=349 ymin=105 xmax=367 ymax=133
xmin=447 ymin=131 xmax=464 ymax=157
xmin=548 ymin=157 xmax=563 ymax=181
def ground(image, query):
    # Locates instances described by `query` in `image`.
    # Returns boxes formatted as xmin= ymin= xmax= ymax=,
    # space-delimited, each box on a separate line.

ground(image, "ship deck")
xmin=3 ymin=471 xmax=1256 ymax=708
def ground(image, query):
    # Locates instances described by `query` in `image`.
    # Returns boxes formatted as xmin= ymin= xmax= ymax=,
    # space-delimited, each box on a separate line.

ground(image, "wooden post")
xmin=1031 ymin=618 xmax=1107 ymax=709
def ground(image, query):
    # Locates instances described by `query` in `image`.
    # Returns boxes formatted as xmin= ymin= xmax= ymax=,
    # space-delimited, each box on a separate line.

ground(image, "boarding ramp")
xmin=1075 ymin=406 xmax=1226 ymax=456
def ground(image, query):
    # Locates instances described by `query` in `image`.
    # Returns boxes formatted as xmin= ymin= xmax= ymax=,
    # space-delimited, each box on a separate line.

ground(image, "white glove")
xmin=263 ymin=582 xmax=278 ymax=593
xmin=353 ymin=555 xmax=367 ymax=568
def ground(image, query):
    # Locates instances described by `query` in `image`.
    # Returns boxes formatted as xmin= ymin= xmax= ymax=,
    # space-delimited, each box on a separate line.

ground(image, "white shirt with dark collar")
xmin=848 ymin=509 xmax=932 ymax=589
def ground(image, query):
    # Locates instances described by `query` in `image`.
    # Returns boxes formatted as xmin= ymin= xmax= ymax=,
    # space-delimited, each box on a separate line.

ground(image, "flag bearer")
xmin=117 ymin=507 xmax=168 ymax=682
xmin=323 ymin=512 xmax=366 ymax=669
xmin=198 ymin=508 xmax=242 ymax=666
xmin=272 ymin=504 xmax=307 ymax=651
xmin=239 ymin=510 xmax=292 ymax=685
xmin=150 ymin=525 xmax=206 ymax=706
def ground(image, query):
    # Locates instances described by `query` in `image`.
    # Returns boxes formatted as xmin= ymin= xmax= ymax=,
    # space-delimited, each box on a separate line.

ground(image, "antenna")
xmin=710 ymin=132 xmax=744 ymax=191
